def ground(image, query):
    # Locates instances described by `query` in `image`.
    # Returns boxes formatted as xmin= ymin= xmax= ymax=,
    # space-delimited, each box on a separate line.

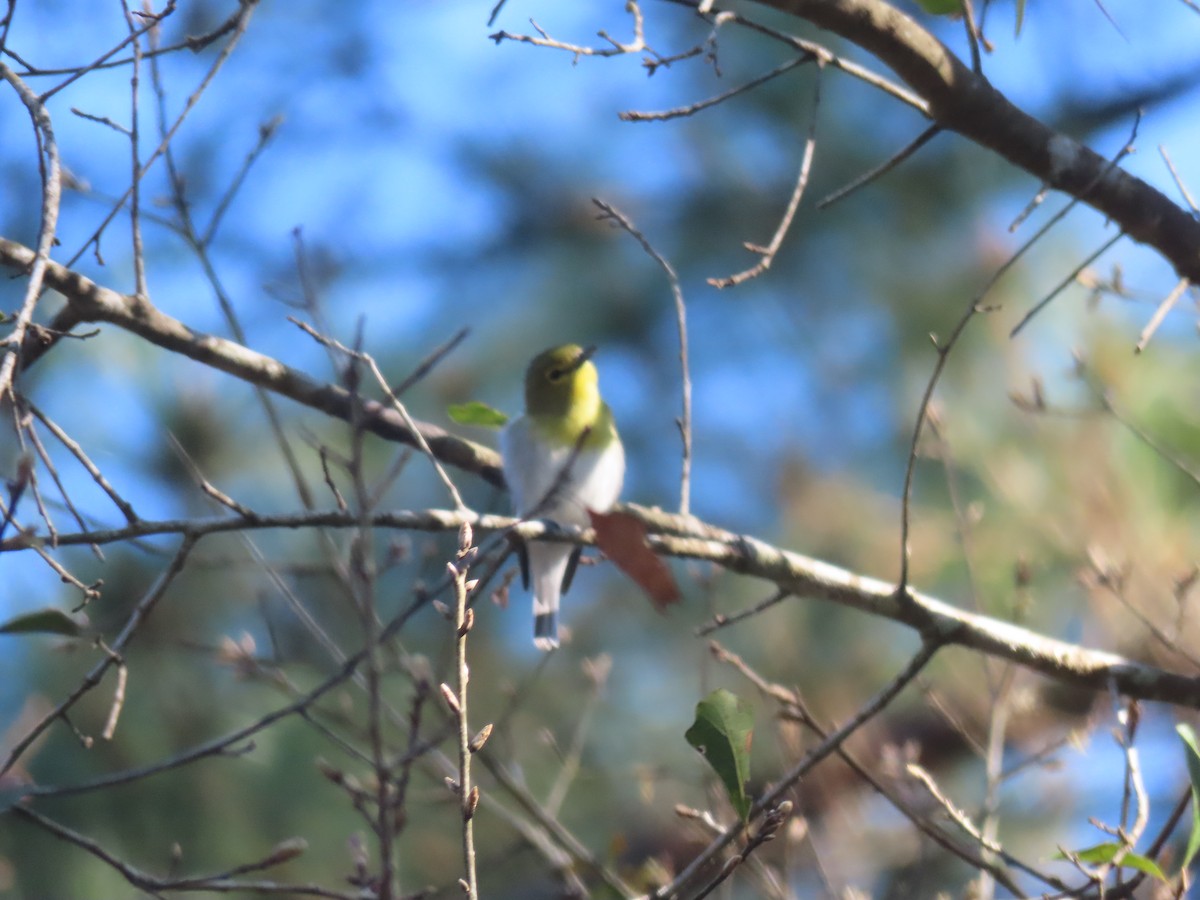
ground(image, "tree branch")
xmin=0 ymin=236 xmax=504 ymax=488
xmin=9 ymin=502 xmax=1200 ymax=708
xmin=748 ymin=0 xmax=1200 ymax=283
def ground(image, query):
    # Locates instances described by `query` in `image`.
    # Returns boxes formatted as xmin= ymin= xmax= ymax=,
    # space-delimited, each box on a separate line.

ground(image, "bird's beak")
xmin=565 ymin=345 xmax=597 ymax=373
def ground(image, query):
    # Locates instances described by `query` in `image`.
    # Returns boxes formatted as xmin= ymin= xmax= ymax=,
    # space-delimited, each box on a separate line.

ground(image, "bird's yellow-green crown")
xmin=523 ymin=344 xmax=613 ymax=446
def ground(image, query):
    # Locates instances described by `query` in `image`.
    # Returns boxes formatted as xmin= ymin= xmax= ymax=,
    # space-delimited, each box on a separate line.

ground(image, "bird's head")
xmin=524 ymin=344 xmax=601 ymax=429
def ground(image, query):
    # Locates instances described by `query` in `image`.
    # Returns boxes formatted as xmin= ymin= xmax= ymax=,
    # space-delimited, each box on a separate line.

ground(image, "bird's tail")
xmin=528 ymin=542 xmax=572 ymax=650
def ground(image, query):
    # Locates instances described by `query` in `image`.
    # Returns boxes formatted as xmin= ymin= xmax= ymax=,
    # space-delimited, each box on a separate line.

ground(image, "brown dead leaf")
xmin=588 ymin=510 xmax=681 ymax=611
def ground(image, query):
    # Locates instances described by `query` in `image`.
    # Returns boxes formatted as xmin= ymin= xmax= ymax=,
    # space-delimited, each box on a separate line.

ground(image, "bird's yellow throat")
xmin=524 ymin=345 xmax=611 ymax=446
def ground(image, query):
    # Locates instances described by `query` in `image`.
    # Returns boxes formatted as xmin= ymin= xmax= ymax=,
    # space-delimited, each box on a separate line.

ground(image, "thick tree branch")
xmin=0 ymin=236 xmax=504 ymax=488
xmin=9 ymin=503 xmax=1200 ymax=709
xmin=4 ymin=238 xmax=1200 ymax=706
xmin=751 ymin=0 xmax=1200 ymax=283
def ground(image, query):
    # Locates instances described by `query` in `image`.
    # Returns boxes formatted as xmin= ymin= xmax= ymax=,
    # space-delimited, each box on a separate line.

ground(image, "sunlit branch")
xmin=12 ymin=501 xmax=1200 ymax=708
xmin=0 ymin=236 xmax=506 ymax=488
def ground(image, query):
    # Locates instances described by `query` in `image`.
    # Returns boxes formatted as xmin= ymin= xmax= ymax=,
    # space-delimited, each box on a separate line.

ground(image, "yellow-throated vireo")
xmin=501 ymin=344 xmax=625 ymax=649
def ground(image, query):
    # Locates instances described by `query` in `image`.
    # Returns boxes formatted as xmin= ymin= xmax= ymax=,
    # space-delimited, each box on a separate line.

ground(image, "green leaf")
xmin=1054 ymin=842 xmax=1167 ymax=881
xmin=915 ymin=0 xmax=961 ymax=14
xmin=447 ymin=401 xmax=508 ymax=428
xmin=1178 ymin=723 xmax=1200 ymax=871
xmin=685 ymin=688 xmax=753 ymax=822
xmin=1015 ymin=0 xmax=1026 ymax=36
xmin=0 ymin=607 xmax=88 ymax=638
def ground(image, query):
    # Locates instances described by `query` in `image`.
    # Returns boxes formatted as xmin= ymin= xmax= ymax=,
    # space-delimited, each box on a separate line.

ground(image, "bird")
xmin=501 ymin=344 xmax=625 ymax=649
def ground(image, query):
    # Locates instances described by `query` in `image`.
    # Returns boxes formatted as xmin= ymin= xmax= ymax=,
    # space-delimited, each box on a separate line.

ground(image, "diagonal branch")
xmin=0 ymin=236 xmax=505 ymax=488
xmin=11 ymin=503 xmax=1200 ymax=709
xmin=744 ymin=0 xmax=1200 ymax=282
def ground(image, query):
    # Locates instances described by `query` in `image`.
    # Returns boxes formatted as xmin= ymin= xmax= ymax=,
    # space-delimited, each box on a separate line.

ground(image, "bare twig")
xmin=906 ymin=764 xmax=1002 ymax=853
xmin=654 ymin=640 xmax=939 ymax=899
xmin=695 ymin=587 xmax=790 ymax=635
xmin=620 ymin=54 xmax=809 ymax=122
xmin=99 ymin=657 xmax=128 ymax=741
xmin=737 ymin=0 xmax=1200 ymax=283
xmin=62 ymin=0 xmax=256 ymax=270
xmin=689 ymin=801 xmax=794 ymax=900
xmin=1 ymin=536 xmax=198 ymax=777
xmin=1134 ymin=277 xmax=1190 ymax=353
xmin=34 ymin=1 xmax=179 ymax=101
xmin=121 ymin=0 xmax=149 ymax=300
xmin=959 ymin=0 xmax=983 ymax=73
xmin=709 ymin=66 xmax=822 ymax=288
xmin=676 ymin=3 xmax=929 ymax=114
xmin=448 ymin=524 xmax=480 ymax=899
xmin=816 ymin=124 xmax=941 ymax=210
xmin=392 ymin=327 xmax=470 ymax=396
xmin=591 ymin=199 xmax=692 ymax=514
xmin=490 ymin=2 xmax=648 ymax=61
xmin=1159 ymin=144 xmax=1199 ymax=214
xmin=26 ymin=400 xmax=138 ymax=523
xmin=294 ymin=318 xmax=470 ymax=511
xmin=12 ymin=806 xmax=349 ymax=898
xmin=898 ymin=116 xmax=1139 ymax=590
xmin=1009 ymin=231 xmax=1125 ymax=337
xmin=0 ymin=62 xmax=62 ymax=399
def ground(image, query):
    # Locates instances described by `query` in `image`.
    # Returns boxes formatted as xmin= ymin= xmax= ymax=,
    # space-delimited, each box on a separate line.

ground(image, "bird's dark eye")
xmin=547 ymin=367 xmax=564 ymax=381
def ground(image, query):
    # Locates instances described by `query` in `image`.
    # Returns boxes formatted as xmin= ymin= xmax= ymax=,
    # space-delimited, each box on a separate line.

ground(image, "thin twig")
xmin=474 ymin=747 xmax=637 ymax=897
xmin=1159 ymin=144 xmax=1199 ymax=214
xmin=449 ymin=524 xmax=480 ymax=899
xmin=1134 ymin=277 xmax=1190 ymax=353
xmin=714 ymin=643 xmax=1051 ymax=893
xmin=290 ymin=318 xmax=468 ymax=511
xmin=12 ymin=806 xmax=350 ymax=898
xmin=689 ymin=801 xmax=794 ymax=900
xmin=0 ymin=62 xmax=62 ymax=400
xmin=709 ymin=66 xmax=822 ymax=288
xmin=1 ymin=536 xmax=198 ymax=776
xmin=620 ymin=54 xmax=809 ymax=122
xmin=906 ymin=763 xmax=1001 ymax=853
xmin=392 ymin=327 xmax=470 ymax=396
xmin=35 ymin=1 xmax=179 ymax=102
xmin=899 ymin=115 xmax=1140 ymax=589
xmin=26 ymin=399 xmax=138 ymax=523
xmin=695 ymin=587 xmax=790 ymax=635
xmin=63 ymin=0 xmax=257 ymax=270
xmin=122 ymin=0 xmax=148 ymax=300
xmin=816 ymin=124 xmax=940 ymax=210
xmin=1008 ymin=231 xmax=1124 ymax=337
xmin=959 ymin=0 xmax=983 ymax=73
xmin=591 ymin=199 xmax=692 ymax=514
xmin=490 ymin=2 xmax=647 ymax=61
xmin=676 ymin=2 xmax=929 ymax=114
xmin=202 ymin=114 xmax=282 ymax=247
xmin=653 ymin=640 xmax=939 ymax=899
